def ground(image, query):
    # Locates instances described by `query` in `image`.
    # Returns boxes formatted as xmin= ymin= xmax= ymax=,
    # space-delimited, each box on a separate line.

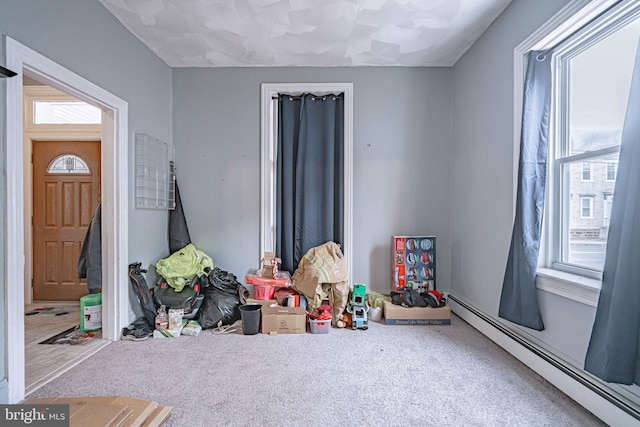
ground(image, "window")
xmin=581 ymin=161 xmax=592 ymax=181
xmin=580 ymin=196 xmax=593 ymax=219
xmin=606 ymin=161 xmax=617 ymax=181
xmin=546 ymin=5 xmax=640 ymax=278
xmin=46 ymin=154 xmax=90 ymax=174
xmin=260 ymin=83 xmax=353 ymax=282
xmin=34 ymin=100 xmax=101 ymax=124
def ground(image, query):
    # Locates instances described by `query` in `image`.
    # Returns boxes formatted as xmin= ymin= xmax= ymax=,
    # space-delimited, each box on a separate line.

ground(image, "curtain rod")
xmin=271 ymin=92 xmax=344 ymax=100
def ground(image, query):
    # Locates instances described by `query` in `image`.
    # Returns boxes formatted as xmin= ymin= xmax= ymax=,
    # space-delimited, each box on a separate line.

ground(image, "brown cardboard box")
xmin=25 ymin=395 xmax=172 ymax=427
xmin=261 ymin=251 xmax=281 ymax=278
xmin=383 ymin=299 xmax=450 ymax=325
xmin=245 ymin=297 xmax=278 ymax=308
xmin=261 ymin=305 xmax=306 ymax=334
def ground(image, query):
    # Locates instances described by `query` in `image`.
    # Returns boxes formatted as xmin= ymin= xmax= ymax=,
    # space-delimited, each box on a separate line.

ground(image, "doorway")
xmin=5 ymin=37 xmax=129 ymax=403
xmin=22 ymin=74 xmax=105 ymax=397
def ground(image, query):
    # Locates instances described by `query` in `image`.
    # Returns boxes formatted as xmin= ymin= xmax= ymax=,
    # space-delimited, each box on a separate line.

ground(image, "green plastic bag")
xmin=155 ymin=244 xmax=214 ymax=292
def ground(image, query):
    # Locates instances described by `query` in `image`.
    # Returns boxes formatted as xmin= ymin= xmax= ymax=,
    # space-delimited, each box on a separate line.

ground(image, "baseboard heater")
xmin=447 ymin=293 xmax=640 ymax=425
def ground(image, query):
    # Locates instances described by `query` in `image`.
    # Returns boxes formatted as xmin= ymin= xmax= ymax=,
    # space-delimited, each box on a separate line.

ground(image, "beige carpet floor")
xmin=26 ymin=314 xmax=605 ymax=426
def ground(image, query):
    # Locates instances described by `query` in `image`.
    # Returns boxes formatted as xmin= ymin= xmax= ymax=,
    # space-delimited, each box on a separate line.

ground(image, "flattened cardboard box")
xmin=383 ymin=299 xmax=450 ymax=325
xmin=25 ymin=395 xmax=172 ymax=427
xmin=261 ymin=305 xmax=306 ymax=334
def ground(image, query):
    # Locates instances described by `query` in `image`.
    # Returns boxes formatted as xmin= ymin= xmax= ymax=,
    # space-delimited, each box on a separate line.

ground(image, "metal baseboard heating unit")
xmin=447 ymin=293 xmax=640 ymax=426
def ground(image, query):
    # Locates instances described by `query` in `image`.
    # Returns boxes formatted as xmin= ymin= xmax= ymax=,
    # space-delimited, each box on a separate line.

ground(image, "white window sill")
xmin=536 ymin=268 xmax=600 ymax=307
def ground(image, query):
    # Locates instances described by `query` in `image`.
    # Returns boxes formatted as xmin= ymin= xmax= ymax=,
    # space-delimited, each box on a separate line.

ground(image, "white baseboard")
xmin=447 ymin=294 xmax=639 ymax=427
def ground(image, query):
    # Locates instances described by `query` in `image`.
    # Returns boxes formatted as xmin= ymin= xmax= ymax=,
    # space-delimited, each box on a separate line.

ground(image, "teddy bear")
xmin=336 ymin=312 xmax=352 ymax=328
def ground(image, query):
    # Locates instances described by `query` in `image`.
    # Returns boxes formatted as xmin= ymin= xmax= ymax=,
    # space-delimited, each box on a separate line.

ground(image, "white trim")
xmin=448 ymin=295 xmax=639 ymax=426
xmin=5 ymin=37 xmax=129 ymax=403
xmin=536 ymin=268 xmax=600 ymax=306
xmin=260 ymin=83 xmax=353 ymax=286
xmin=512 ymin=0 xmax=615 ymax=216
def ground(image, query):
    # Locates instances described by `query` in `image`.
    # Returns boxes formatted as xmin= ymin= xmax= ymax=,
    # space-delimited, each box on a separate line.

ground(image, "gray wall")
xmin=450 ymin=0 xmax=595 ymax=366
xmin=1 ymin=0 xmax=173 ymax=402
xmin=172 ymin=67 xmax=452 ymax=293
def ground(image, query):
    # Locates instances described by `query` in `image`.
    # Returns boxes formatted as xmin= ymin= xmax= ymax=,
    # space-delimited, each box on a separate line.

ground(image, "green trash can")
xmin=80 ymin=293 xmax=102 ymax=332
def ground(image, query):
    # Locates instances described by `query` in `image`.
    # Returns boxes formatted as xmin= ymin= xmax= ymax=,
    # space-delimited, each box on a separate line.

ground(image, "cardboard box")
xmin=261 ymin=251 xmax=282 ymax=278
xmin=392 ymin=236 xmax=436 ymax=293
xmin=383 ymin=299 xmax=450 ymax=325
xmin=245 ymin=297 xmax=278 ymax=308
xmin=25 ymin=395 xmax=172 ymax=427
xmin=261 ymin=305 xmax=306 ymax=334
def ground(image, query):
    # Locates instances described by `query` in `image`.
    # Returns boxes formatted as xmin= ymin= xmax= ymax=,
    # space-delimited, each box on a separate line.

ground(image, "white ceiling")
xmin=99 ymin=0 xmax=512 ymax=67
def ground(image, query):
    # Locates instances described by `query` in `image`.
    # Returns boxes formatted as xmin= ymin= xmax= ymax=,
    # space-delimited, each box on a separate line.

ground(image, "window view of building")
xmin=551 ymin=15 xmax=640 ymax=275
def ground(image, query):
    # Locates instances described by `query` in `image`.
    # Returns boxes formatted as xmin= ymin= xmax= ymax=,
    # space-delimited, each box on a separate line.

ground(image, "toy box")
xmin=392 ymin=235 xmax=436 ymax=293
xmin=308 ymin=318 xmax=331 ymax=334
xmin=383 ymin=299 xmax=450 ymax=325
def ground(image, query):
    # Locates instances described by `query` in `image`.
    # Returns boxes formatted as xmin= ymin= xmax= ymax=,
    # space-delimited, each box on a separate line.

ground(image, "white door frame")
xmin=5 ymin=37 xmax=129 ymax=403
xmin=260 ymin=83 xmax=353 ymax=285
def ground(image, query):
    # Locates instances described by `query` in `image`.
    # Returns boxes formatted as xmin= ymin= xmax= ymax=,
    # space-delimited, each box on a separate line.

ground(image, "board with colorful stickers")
xmin=392 ymin=236 xmax=436 ymax=293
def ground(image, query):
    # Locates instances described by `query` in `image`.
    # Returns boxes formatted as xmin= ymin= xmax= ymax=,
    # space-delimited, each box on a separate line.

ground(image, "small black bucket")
xmin=239 ymin=304 xmax=261 ymax=335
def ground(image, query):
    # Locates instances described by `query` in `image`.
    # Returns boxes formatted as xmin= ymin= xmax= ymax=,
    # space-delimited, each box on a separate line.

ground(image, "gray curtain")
xmin=168 ymin=179 xmax=191 ymax=254
xmin=498 ymin=51 xmax=552 ymax=331
xmin=584 ymin=41 xmax=640 ymax=385
xmin=276 ymin=93 xmax=344 ymax=273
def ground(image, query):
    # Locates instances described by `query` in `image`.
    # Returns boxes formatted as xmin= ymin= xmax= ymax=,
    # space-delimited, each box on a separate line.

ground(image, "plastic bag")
xmin=155 ymin=244 xmax=214 ymax=292
xmin=197 ymin=268 xmax=249 ymax=329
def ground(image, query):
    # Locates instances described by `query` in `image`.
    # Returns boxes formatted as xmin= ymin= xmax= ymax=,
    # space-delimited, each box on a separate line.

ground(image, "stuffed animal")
xmin=336 ymin=312 xmax=352 ymax=328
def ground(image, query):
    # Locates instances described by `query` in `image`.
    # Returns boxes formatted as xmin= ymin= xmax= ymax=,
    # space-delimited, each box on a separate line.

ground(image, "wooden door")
xmin=32 ymin=141 xmax=101 ymax=301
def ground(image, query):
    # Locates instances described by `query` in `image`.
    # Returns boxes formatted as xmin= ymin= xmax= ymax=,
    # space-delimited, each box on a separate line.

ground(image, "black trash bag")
xmin=197 ymin=267 xmax=249 ymax=329
xmin=208 ymin=267 xmax=242 ymax=295
xmin=128 ymin=262 xmax=157 ymax=329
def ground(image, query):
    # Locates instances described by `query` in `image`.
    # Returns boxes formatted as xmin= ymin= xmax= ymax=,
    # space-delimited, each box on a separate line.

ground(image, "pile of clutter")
xmin=122 ymin=240 xmax=449 ymax=340
xmin=243 ymin=242 xmax=390 ymax=334
xmin=123 ymin=243 xmax=248 ymax=341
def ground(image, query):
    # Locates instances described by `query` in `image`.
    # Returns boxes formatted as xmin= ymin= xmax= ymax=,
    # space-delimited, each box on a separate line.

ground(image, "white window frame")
xmin=513 ymin=0 xmax=638 ymax=306
xmin=260 ymin=83 xmax=353 ymax=286
xmin=580 ymin=196 xmax=594 ymax=219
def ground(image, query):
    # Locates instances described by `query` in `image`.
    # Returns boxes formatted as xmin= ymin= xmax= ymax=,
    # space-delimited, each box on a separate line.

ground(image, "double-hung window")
xmin=546 ymin=4 xmax=640 ymax=280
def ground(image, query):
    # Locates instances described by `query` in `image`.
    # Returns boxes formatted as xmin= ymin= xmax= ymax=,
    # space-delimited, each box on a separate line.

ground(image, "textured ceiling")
xmin=99 ymin=0 xmax=512 ymax=67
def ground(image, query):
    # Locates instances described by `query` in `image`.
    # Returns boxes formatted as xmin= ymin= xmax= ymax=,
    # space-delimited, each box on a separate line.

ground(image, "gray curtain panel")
xmin=584 ymin=41 xmax=640 ymax=385
xmin=276 ymin=93 xmax=344 ymax=273
xmin=168 ymin=179 xmax=192 ymax=255
xmin=498 ymin=51 xmax=552 ymax=331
